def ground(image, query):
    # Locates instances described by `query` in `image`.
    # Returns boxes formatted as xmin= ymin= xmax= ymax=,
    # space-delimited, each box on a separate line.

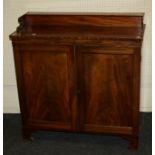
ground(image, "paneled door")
xmin=17 ymin=45 xmax=75 ymax=131
xmin=77 ymin=46 xmax=135 ymax=135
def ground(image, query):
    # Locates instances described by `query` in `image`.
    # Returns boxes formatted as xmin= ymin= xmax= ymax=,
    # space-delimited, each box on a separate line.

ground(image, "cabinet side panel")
xmin=12 ymin=44 xmax=29 ymax=125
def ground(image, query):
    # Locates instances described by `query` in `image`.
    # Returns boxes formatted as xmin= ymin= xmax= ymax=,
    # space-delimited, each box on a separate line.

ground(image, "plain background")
xmin=3 ymin=0 xmax=152 ymax=113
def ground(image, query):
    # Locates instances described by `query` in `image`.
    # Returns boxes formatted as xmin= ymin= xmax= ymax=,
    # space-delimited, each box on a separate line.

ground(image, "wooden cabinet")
xmin=10 ymin=13 xmax=144 ymax=149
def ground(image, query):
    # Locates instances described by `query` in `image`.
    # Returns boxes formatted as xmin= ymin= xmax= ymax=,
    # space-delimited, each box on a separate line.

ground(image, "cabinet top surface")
xmin=26 ymin=12 xmax=144 ymax=16
xmin=10 ymin=12 xmax=144 ymax=41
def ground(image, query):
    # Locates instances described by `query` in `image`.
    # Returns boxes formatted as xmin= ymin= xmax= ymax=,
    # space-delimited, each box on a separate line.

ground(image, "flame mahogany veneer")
xmin=10 ymin=12 xmax=144 ymax=149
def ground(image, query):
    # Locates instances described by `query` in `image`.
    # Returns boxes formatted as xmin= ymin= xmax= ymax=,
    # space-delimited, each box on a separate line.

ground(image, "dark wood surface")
xmin=77 ymin=47 xmax=133 ymax=129
xmin=10 ymin=13 xmax=144 ymax=41
xmin=21 ymin=45 xmax=74 ymax=129
xmin=10 ymin=13 xmax=144 ymax=149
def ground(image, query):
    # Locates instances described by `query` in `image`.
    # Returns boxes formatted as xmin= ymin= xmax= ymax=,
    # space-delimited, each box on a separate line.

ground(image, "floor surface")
xmin=3 ymin=113 xmax=152 ymax=155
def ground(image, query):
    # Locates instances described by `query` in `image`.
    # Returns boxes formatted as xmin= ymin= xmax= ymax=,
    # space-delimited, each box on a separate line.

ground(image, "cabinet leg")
xmin=23 ymin=129 xmax=34 ymax=141
xmin=128 ymin=137 xmax=138 ymax=149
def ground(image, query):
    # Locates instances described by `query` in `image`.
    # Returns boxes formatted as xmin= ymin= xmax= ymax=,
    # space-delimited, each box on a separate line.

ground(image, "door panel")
xmin=20 ymin=45 xmax=74 ymax=130
xmin=77 ymin=46 xmax=134 ymax=133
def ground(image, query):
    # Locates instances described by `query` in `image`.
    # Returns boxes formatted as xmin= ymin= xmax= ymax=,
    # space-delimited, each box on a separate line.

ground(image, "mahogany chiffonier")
xmin=9 ymin=12 xmax=144 ymax=149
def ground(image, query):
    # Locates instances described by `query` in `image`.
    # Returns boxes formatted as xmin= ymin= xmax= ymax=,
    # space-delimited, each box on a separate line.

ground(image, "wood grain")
xmin=20 ymin=45 xmax=75 ymax=130
xmin=22 ymin=14 xmax=143 ymax=27
xmin=10 ymin=13 xmax=144 ymax=41
xmin=77 ymin=47 xmax=134 ymax=129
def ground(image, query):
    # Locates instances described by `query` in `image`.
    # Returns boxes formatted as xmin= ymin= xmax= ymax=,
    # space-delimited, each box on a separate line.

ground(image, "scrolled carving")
xmin=16 ymin=15 xmax=27 ymax=33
